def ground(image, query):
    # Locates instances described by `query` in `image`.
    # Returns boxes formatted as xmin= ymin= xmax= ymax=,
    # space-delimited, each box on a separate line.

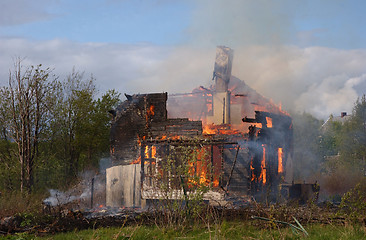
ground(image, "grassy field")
xmin=2 ymin=221 xmax=365 ymax=240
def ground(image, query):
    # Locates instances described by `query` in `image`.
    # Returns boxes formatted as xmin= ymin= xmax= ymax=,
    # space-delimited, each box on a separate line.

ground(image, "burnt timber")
xmin=110 ymin=93 xmax=202 ymax=165
xmin=107 ymin=46 xmax=294 ymax=207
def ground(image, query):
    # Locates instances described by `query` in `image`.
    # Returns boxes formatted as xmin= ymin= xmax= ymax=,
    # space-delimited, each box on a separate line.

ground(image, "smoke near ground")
xmin=42 ymin=158 xmax=113 ymax=208
xmin=43 ymin=170 xmax=105 ymax=208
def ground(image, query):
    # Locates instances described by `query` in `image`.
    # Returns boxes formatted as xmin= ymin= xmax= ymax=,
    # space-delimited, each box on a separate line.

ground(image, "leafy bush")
xmin=146 ymin=139 xmax=213 ymax=228
xmin=339 ymin=178 xmax=366 ymax=221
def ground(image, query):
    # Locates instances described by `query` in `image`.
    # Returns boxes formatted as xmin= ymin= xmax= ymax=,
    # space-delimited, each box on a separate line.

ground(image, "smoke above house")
xmin=1 ymin=1 xmax=366 ymax=120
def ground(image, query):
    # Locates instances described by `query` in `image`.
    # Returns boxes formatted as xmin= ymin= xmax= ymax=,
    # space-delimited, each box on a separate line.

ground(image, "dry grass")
xmin=0 ymin=191 xmax=45 ymax=218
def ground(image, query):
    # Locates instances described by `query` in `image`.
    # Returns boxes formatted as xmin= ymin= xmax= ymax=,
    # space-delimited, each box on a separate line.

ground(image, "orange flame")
xmin=152 ymin=146 xmax=156 ymax=158
xmin=260 ymin=145 xmax=266 ymax=185
xmin=203 ymin=124 xmax=216 ymax=135
xmin=266 ymin=117 xmax=272 ymax=128
xmin=197 ymin=149 xmax=209 ymax=185
xmin=199 ymin=163 xmax=208 ymax=185
xmin=253 ymin=98 xmax=290 ymax=116
xmin=278 ymin=148 xmax=283 ymax=173
xmin=203 ymin=123 xmax=240 ymax=135
xmin=187 ymin=148 xmax=211 ymax=187
xmin=250 ymin=157 xmax=255 ymax=181
xmin=144 ymin=145 xmax=157 ymax=159
xmin=145 ymin=146 xmax=149 ymax=158
xmin=146 ymin=105 xmax=155 ymax=122
xmin=131 ymin=156 xmax=141 ymax=164
xmin=213 ymin=179 xmax=219 ymax=187
xmin=169 ymin=135 xmax=180 ymax=140
xmin=157 ymin=135 xmax=180 ymax=140
xmin=131 ymin=145 xmax=157 ymax=165
xmin=147 ymin=105 xmax=155 ymax=116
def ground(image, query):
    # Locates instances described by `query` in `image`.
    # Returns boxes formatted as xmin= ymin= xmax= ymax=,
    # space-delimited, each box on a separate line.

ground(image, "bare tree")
xmin=0 ymin=59 xmax=58 ymax=193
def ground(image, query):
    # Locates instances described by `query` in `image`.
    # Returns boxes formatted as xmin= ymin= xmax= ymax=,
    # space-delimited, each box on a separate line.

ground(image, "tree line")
xmin=0 ymin=60 xmax=120 ymax=193
xmin=292 ymin=96 xmax=366 ymax=194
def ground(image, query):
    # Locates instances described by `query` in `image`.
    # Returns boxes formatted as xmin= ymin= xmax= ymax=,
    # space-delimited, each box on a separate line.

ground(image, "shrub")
xmin=339 ymin=178 xmax=366 ymax=221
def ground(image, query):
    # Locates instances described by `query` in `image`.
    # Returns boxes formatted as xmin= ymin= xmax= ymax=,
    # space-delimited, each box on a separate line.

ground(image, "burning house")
xmin=106 ymin=46 xmax=294 ymax=208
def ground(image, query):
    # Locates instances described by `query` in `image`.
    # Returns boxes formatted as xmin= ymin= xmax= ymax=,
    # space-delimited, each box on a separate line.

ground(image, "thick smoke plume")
xmin=1 ymin=40 xmax=365 ymax=120
xmin=1 ymin=1 xmax=366 ymax=120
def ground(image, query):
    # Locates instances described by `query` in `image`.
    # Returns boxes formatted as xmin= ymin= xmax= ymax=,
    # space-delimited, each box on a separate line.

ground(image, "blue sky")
xmin=1 ymin=0 xmax=366 ymax=119
xmin=1 ymin=0 xmax=193 ymax=44
xmin=2 ymin=0 xmax=365 ymax=48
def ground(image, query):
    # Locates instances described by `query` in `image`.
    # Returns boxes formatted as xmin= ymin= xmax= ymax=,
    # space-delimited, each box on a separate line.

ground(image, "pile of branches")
xmin=0 ymin=208 xmax=147 ymax=236
xmin=1 ymin=201 xmax=363 ymax=237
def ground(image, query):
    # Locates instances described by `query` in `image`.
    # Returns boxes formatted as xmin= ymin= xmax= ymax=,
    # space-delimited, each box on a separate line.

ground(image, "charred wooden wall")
xmin=110 ymin=93 xmax=203 ymax=166
xmin=110 ymin=93 xmax=168 ymax=165
xmin=243 ymin=111 xmax=293 ymax=197
xmin=221 ymin=145 xmax=250 ymax=194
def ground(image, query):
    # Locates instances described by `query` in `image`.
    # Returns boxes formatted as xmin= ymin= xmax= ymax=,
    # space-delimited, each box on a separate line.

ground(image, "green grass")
xmin=1 ymin=221 xmax=365 ymax=240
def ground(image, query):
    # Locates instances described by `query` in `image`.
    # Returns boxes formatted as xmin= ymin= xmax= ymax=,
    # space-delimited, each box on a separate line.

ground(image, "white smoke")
xmin=43 ymin=189 xmax=82 ymax=207
xmin=232 ymin=46 xmax=366 ymax=119
xmin=1 ymin=38 xmax=366 ymax=120
xmin=295 ymin=74 xmax=366 ymax=118
xmin=43 ymin=170 xmax=105 ymax=207
xmin=1 ymin=1 xmax=366 ymax=120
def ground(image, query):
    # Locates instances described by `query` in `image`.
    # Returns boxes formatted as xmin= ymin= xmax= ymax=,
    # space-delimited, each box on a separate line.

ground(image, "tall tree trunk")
xmin=4 ymin=61 xmax=55 ymax=193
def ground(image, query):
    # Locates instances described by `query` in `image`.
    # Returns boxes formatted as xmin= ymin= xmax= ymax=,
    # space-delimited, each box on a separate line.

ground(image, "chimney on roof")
xmin=213 ymin=46 xmax=233 ymax=92
xmin=208 ymin=46 xmax=233 ymax=125
xmin=341 ymin=112 xmax=347 ymax=118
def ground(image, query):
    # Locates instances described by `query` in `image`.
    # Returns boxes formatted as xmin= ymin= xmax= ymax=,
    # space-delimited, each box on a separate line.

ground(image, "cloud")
xmin=1 ymin=37 xmax=366 ymax=120
xmin=186 ymin=0 xmax=294 ymax=48
xmin=0 ymin=0 xmax=57 ymax=26
xmin=0 ymin=38 xmax=214 ymax=96
xmin=295 ymin=74 xmax=366 ymax=118
xmin=231 ymin=46 xmax=366 ymax=119
xmin=0 ymin=38 xmax=169 ymax=93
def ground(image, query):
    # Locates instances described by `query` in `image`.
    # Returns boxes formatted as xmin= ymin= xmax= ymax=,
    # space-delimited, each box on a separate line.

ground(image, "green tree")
xmin=338 ymin=95 xmax=366 ymax=173
xmin=319 ymin=116 xmax=343 ymax=157
xmin=0 ymin=60 xmax=59 ymax=193
xmin=36 ymin=70 xmax=120 ymax=187
xmin=0 ymin=118 xmax=18 ymax=191
xmin=318 ymin=96 xmax=366 ymax=195
xmin=87 ymin=89 xmax=121 ymax=162
xmin=0 ymin=62 xmax=120 ymax=192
